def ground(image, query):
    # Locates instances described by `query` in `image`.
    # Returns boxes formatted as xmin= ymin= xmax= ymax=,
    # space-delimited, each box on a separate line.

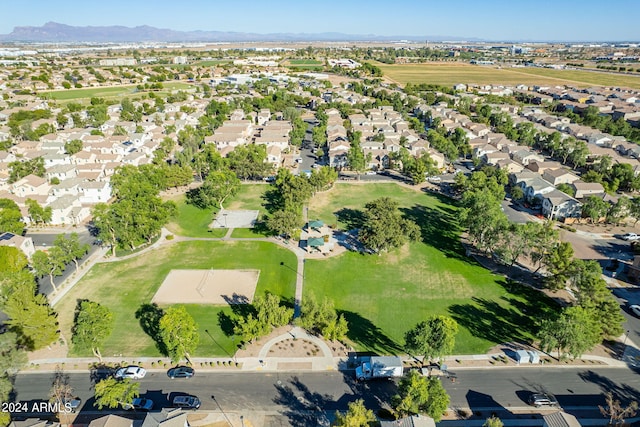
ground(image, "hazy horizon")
xmin=3 ymin=0 xmax=640 ymax=43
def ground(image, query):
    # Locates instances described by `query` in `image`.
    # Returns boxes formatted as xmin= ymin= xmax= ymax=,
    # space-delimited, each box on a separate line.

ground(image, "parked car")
xmin=630 ymin=305 xmax=640 ymax=318
xmin=528 ymin=393 xmax=558 ymax=408
xmin=114 ymin=366 xmax=146 ymax=380
xmin=172 ymin=395 xmax=201 ymax=410
xmin=167 ymin=366 xmax=195 ymax=379
xmin=123 ymin=398 xmax=154 ymax=411
xmin=622 ymin=233 xmax=640 ymax=241
xmin=365 ymin=171 xmax=376 ymax=175
xmin=64 ymin=397 xmax=82 ymax=413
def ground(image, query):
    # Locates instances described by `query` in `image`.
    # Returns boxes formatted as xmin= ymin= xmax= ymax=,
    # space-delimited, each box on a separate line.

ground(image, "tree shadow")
xmin=221 ymin=293 xmax=250 ymax=305
xmin=448 ymin=297 xmax=531 ymax=345
xmin=401 ymin=204 xmax=467 ymax=261
xmin=217 ymin=311 xmax=236 ymax=337
xmin=273 ymin=377 xmax=333 ymax=427
xmin=262 ymin=187 xmax=284 ymax=214
xmin=578 ymin=369 xmax=640 ymax=406
xmin=340 ymin=310 xmax=402 ymax=354
xmin=134 ymin=303 xmax=167 ymax=356
xmin=334 ymin=208 xmax=366 ymax=231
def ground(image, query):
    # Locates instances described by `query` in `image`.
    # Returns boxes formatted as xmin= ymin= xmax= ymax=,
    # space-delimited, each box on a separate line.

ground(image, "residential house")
xmin=79 ymin=181 xmax=112 ymax=204
xmin=11 ymin=175 xmax=51 ymax=197
xmin=380 ymin=414 xmax=436 ymax=427
xmin=141 ymin=408 xmax=188 ymax=427
xmin=45 ymin=164 xmax=77 ymax=181
xmin=265 ymin=145 xmax=283 ymax=167
xmin=572 ymin=180 xmax=605 ymax=199
xmin=88 ymin=415 xmax=133 ymax=427
xmin=542 ymin=168 xmax=580 ymax=186
xmin=542 ymin=190 xmax=582 ymax=220
xmin=542 ymin=411 xmax=582 ymax=427
xmin=496 ymin=158 xmax=525 ymax=173
xmin=512 ymin=149 xmax=544 ymax=166
xmin=522 ymin=176 xmax=555 ymax=203
xmin=526 ymin=160 xmax=563 ymax=174
xmin=483 ymin=151 xmax=510 ymax=166
xmin=0 ymin=232 xmax=35 ymax=258
xmin=48 ymin=195 xmax=90 ymax=225
xmin=10 ymin=419 xmax=60 ymax=427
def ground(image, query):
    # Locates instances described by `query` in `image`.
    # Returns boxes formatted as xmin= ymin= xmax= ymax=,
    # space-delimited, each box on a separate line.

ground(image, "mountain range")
xmin=0 ymin=22 xmax=472 ymax=43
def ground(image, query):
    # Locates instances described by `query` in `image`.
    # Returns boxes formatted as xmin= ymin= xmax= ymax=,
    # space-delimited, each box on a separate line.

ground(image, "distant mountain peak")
xmin=0 ymin=21 xmax=470 ymax=43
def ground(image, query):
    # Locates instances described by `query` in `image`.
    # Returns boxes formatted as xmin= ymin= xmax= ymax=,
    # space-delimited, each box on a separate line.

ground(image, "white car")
xmin=630 ymin=305 xmax=640 ymax=318
xmin=114 ymin=366 xmax=146 ymax=380
xmin=622 ymin=233 xmax=640 ymax=241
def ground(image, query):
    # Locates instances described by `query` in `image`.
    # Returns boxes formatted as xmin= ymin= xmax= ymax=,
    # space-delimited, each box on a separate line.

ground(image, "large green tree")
xmin=72 ymin=301 xmax=114 ymax=360
xmin=359 ymin=197 xmax=421 ymax=252
xmin=0 ymin=247 xmax=28 ymax=273
xmin=266 ymin=209 xmax=302 ymax=238
xmin=405 ymin=315 xmax=458 ymax=363
xmin=392 ymin=370 xmax=450 ymax=421
xmin=159 ymin=306 xmax=199 ymax=362
xmin=94 ymin=378 xmax=139 ymax=409
xmin=538 ymin=306 xmax=601 ymax=360
xmin=0 ymin=198 xmax=25 ymax=235
xmin=2 ymin=279 xmax=59 ymax=350
xmin=334 ymin=399 xmax=376 ymax=427
xmin=0 ymin=332 xmax=27 ymax=375
xmin=31 ymin=248 xmax=66 ymax=292
xmin=54 ymin=233 xmax=89 ymax=273
xmin=186 ymin=169 xmax=240 ymax=209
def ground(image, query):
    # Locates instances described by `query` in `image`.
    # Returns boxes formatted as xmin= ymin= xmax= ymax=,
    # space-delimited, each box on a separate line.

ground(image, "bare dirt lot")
xmin=152 ymin=269 xmax=260 ymax=305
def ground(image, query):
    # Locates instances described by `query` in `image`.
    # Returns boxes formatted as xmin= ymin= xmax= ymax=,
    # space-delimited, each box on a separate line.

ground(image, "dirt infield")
xmin=152 ymin=269 xmax=260 ymax=305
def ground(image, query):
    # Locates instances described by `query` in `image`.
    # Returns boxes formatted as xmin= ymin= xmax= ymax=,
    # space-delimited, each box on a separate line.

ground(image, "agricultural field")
xmin=376 ymin=62 xmax=640 ymax=89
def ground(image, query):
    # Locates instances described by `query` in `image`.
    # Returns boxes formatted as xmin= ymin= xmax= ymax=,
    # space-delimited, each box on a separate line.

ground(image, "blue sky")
xmin=3 ymin=0 xmax=639 ymax=41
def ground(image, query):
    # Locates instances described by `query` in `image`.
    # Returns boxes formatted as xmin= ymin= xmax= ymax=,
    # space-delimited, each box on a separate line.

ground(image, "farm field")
xmin=304 ymin=183 xmax=556 ymax=354
xmin=376 ymin=62 xmax=640 ymax=89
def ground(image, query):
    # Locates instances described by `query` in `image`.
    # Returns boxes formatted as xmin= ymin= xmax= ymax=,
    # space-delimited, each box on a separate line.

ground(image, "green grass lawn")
xmin=305 ymin=183 xmax=557 ymax=354
xmin=57 ymin=240 xmax=297 ymax=357
xmin=288 ymin=59 xmax=323 ymax=65
xmin=165 ymin=184 xmax=268 ymax=238
xmin=377 ymin=62 xmax=640 ymax=89
xmin=41 ymin=82 xmax=193 ymax=101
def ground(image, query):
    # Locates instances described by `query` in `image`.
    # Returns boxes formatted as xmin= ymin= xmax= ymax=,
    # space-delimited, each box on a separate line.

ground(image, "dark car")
xmin=172 ymin=395 xmax=201 ymax=410
xmin=528 ymin=393 xmax=559 ymax=408
xmin=167 ymin=366 xmax=195 ymax=379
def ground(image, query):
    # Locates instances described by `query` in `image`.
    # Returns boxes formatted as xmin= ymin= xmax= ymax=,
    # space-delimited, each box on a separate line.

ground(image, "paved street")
xmin=12 ymin=366 xmax=640 ymax=422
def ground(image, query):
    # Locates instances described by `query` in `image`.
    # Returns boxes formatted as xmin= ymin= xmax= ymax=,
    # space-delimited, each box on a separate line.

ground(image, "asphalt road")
xmin=12 ymin=367 xmax=640 ymax=419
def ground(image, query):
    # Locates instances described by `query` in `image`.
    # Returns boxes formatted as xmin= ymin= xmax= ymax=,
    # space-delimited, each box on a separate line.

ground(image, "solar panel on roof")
xmin=0 ymin=233 xmax=15 ymax=241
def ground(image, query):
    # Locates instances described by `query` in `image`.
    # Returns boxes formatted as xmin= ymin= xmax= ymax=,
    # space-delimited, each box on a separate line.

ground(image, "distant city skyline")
xmin=3 ymin=0 xmax=640 ymax=42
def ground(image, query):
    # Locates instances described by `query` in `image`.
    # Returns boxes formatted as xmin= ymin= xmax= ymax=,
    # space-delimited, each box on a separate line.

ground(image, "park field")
xmin=61 ymin=182 xmax=555 ymax=358
xmin=376 ymin=62 xmax=640 ymax=89
xmin=40 ymin=82 xmax=193 ymax=102
xmin=304 ymin=183 xmax=556 ymax=354
xmin=57 ymin=240 xmax=297 ymax=357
